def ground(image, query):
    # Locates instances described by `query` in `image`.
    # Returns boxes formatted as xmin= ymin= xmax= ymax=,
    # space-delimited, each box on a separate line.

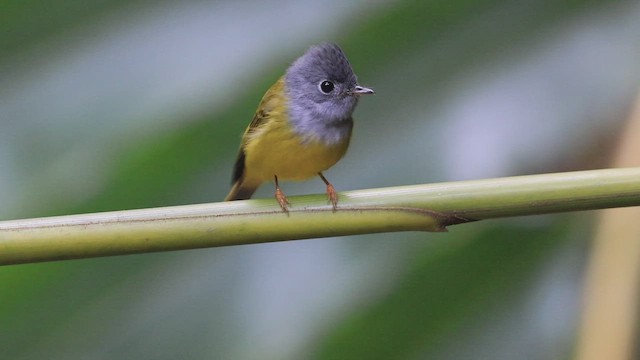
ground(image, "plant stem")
xmin=1 ymin=167 xmax=640 ymax=265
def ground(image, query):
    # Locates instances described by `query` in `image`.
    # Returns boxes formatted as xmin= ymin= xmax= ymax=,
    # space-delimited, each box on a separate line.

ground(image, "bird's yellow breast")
xmin=241 ymin=78 xmax=351 ymax=183
xmin=244 ymin=123 xmax=350 ymax=182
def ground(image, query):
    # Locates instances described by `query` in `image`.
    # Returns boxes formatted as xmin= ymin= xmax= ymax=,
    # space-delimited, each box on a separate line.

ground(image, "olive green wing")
xmin=229 ymin=77 xmax=284 ymax=186
xmin=230 ymin=109 xmax=270 ymax=185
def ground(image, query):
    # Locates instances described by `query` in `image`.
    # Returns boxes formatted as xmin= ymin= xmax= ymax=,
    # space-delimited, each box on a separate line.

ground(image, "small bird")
xmin=224 ymin=43 xmax=374 ymax=211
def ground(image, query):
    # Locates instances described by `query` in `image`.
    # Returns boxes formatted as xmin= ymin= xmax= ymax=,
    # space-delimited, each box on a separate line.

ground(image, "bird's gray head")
xmin=285 ymin=43 xmax=374 ymax=144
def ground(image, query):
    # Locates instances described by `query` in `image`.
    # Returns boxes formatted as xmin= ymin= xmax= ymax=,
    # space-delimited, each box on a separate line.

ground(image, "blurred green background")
xmin=1 ymin=0 xmax=639 ymax=359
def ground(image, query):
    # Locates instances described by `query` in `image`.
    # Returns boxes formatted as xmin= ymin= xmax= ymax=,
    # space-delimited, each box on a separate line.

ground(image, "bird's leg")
xmin=274 ymin=175 xmax=290 ymax=212
xmin=318 ymin=172 xmax=338 ymax=210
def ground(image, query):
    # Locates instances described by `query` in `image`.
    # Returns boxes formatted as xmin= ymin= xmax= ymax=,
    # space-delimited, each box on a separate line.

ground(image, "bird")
xmin=224 ymin=43 xmax=374 ymax=211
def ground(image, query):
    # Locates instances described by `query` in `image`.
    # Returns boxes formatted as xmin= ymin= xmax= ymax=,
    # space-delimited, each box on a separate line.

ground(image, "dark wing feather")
xmin=231 ymin=149 xmax=246 ymax=185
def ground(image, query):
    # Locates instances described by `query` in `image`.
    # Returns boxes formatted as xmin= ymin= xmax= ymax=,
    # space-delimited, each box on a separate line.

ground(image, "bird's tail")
xmin=224 ymin=180 xmax=260 ymax=201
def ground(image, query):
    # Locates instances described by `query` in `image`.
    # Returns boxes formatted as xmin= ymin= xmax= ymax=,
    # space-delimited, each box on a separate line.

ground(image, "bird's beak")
xmin=352 ymin=85 xmax=375 ymax=95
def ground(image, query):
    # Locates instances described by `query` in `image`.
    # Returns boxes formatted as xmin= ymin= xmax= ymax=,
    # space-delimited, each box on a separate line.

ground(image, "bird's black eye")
xmin=319 ymin=80 xmax=335 ymax=94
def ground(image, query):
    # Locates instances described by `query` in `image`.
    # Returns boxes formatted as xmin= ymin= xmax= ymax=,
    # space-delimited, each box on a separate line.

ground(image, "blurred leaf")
xmin=313 ymin=220 xmax=572 ymax=359
xmin=0 ymin=0 xmax=140 ymax=58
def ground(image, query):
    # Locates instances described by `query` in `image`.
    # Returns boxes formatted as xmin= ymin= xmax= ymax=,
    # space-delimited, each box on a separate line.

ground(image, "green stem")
xmin=1 ymin=167 xmax=640 ymax=265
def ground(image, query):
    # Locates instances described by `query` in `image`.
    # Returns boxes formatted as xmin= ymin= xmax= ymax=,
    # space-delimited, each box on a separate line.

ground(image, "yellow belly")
xmin=243 ymin=120 xmax=350 ymax=183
